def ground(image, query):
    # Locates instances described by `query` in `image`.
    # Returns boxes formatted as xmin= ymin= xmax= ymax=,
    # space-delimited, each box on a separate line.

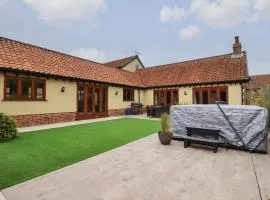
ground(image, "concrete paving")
xmin=252 ymin=152 xmax=270 ymax=200
xmin=0 ymin=192 xmax=7 ymax=200
xmin=2 ymin=134 xmax=269 ymax=200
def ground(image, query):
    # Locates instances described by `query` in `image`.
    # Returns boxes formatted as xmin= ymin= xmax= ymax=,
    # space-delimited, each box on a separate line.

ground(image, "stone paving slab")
xmin=3 ymin=134 xmax=268 ymax=200
xmin=0 ymin=192 xmax=7 ymax=200
xmin=252 ymin=152 xmax=270 ymax=200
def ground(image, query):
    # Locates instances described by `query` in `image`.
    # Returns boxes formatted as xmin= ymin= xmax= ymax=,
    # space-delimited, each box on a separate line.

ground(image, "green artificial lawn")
xmin=0 ymin=118 xmax=159 ymax=189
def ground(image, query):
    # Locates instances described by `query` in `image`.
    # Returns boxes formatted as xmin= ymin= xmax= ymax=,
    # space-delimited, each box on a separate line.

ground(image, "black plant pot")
xmin=158 ymin=131 xmax=172 ymax=145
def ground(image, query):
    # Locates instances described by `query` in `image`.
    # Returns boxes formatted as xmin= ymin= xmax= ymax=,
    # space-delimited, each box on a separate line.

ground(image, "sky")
xmin=0 ymin=0 xmax=270 ymax=75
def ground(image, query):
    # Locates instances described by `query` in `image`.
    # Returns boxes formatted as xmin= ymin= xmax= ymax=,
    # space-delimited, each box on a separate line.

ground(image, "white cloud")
xmin=251 ymin=0 xmax=270 ymax=21
xmin=0 ymin=0 xmax=5 ymax=5
xmin=189 ymin=0 xmax=253 ymax=28
xmin=70 ymin=48 xmax=106 ymax=62
xmin=189 ymin=0 xmax=270 ymax=28
xmin=21 ymin=0 xmax=106 ymax=22
xmin=160 ymin=5 xmax=185 ymax=23
xmin=179 ymin=26 xmax=201 ymax=41
xmin=0 ymin=0 xmax=8 ymax=7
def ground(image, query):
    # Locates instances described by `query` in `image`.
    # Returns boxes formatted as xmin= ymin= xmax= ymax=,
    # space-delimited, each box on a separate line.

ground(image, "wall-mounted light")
xmin=61 ymin=86 xmax=65 ymax=93
xmin=115 ymin=91 xmax=118 ymax=95
xmin=184 ymin=91 xmax=187 ymax=96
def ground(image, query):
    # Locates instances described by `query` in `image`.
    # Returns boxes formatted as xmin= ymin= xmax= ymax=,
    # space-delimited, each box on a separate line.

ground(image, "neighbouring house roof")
xmin=245 ymin=74 xmax=270 ymax=90
xmin=136 ymin=53 xmax=249 ymax=87
xmin=104 ymin=55 xmax=144 ymax=68
xmin=0 ymin=37 xmax=144 ymax=87
xmin=0 ymin=37 xmax=249 ymax=88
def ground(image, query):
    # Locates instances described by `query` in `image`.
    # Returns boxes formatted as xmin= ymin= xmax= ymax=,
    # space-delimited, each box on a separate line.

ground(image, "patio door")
xmin=94 ymin=87 xmax=100 ymax=113
xmin=193 ymin=86 xmax=228 ymax=104
xmin=77 ymin=83 xmax=108 ymax=120
xmin=154 ymin=89 xmax=179 ymax=106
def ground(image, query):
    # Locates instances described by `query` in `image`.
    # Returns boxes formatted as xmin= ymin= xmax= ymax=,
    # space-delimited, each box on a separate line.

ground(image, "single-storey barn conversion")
xmin=0 ymin=36 xmax=249 ymax=127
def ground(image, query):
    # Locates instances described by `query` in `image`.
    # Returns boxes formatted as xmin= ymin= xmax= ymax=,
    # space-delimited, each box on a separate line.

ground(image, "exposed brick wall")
xmin=108 ymin=109 xmax=126 ymax=116
xmin=11 ymin=112 xmax=76 ymax=127
xmin=76 ymin=112 xmax=108 ymax=121
xmin=108 ymin=107 xmax=146 ymax=116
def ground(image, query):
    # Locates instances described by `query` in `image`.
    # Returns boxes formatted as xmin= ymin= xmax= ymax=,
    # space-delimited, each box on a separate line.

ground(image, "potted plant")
xmin=158 ymin=113 xmax=173 ymax=145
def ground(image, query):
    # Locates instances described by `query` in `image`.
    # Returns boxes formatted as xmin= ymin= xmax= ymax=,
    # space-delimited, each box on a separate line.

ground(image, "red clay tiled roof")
xmin=0 ymin=37 xmax=143 ymax=87
xmin=137 ymin=53 xmax=249 ymax=87
xmin=0 ymin=37 xmax=249 ymax=88
xmin=246 ymin=74 xmax=270 ymax=90
xmin=104 ymin=56 xmax=137 ymax=68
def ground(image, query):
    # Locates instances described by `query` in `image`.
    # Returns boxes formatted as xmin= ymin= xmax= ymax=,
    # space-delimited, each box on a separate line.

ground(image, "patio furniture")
xmin=183 ymin=127 xmax=220 ymax=153
xmin=160 ymin=105 xmax=170 ymax=114
xmin=125 ymin=108 xmax=132 ymax=115
xmin=149 ymin=106 xmax=154 ymax=116
xmin=146 ymin=105 xmax=170 ymax=117
xmin=146 ymin=106 xmax=151 ymax=116
xmin=131 ymin=102 xmax=143 ymax=115
xmin=154 ymin=106 xmax=162 ymax=117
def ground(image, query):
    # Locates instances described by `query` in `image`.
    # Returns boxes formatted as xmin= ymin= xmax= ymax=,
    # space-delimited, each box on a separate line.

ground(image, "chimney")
xmin=232 ymin=36 xmax=242 ymax=56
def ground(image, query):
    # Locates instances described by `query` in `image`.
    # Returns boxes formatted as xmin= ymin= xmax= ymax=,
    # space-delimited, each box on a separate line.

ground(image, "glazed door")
xmin=192 ymin=87 xmax=228 ymax=104
xmin=154 ymin=89 xmax=179 ymax=106
xmin=77 ymin=84 xmax=108 ymax=119
xmin=94 ymin=87 xmax=101 ymax=113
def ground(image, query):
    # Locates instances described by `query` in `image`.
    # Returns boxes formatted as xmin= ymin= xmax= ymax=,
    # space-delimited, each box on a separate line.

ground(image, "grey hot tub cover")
xmin=170 ymin=104 xmax=269 ymax=152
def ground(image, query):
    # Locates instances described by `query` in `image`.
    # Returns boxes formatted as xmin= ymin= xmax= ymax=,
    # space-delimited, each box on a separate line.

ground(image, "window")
xmin=220 ymin=89 xmax=227 ymax=103
xmin=5 ymin=77 xmax=18 ymax=98
xmin=22 ymin=79 xmax=32 ymax=99
xmin=87 ymin=87 xmax=93 ymax=112
xmin=160 ymin=91 xmax=166 ymax=106
xmin=123 ymin=88 xmax=134 ymax=101
xmin=77 ymin=86 xmax=84 ymax=112
xmin=95 ymin=88 xmax=100 ymax=113
xmin=202 ymin=90 xmax=208 ymax=104
xmin=35 ymin=80 xmax=45 ymax=100
xmin=154 ymin=91 xmax=159 ymax=105
xmin=102 ymin=88 xmax=107 ymax=112
xmin=4 ymin=76 xmax=46 ymax=100
xmin=166 ymin=91 xmax=171 ymax=105
xmin=193 ymin=87 xmax=228 ymax=104
xmin=210 ymin=90 xmax=217 ymax=104
xmin=173 ymin=91 xmax=178 ymax=104
xmin=194 ymin=90 xmax=200 ymax=104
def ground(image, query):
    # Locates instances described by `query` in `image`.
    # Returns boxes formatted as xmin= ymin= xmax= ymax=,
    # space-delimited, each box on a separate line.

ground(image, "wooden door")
xmin=77 ymin=84 xmax=108 ymax=120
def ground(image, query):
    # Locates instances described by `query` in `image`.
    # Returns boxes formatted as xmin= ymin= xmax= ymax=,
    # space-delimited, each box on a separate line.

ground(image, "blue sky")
xmin=0 ymin=0 xmax=270 ymax=75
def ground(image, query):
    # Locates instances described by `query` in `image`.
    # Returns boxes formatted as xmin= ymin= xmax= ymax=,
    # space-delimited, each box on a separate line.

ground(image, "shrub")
xmin=0 ymin=113 xmax=17 ymax=142
xmin=161 ymin=113 xmax=170 ymax=134
xmin=250 ymin=85 xmax=270 ymax=126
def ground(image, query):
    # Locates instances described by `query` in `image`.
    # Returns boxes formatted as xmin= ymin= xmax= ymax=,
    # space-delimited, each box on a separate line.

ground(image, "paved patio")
xmin=1 ymin=134 xmax=270 ymax=200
